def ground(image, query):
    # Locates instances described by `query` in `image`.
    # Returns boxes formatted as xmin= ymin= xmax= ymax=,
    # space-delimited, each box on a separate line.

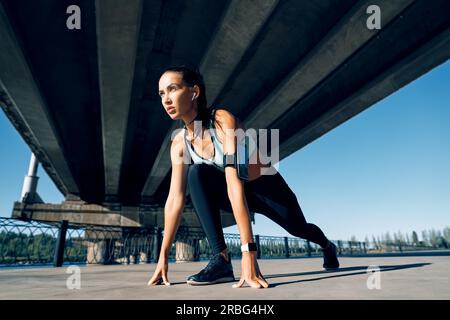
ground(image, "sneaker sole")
xmin=186 ymin=276 xmax=235 ymax=286
xmin=323 ymin=266 xmax=340 ymax=271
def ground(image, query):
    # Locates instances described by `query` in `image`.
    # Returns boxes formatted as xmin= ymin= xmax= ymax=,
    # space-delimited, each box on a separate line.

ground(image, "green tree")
xmin=421 ymin=230 xmax=429 ymax=246
xmin=372 ymin=235 xmax=378 ymax=250
xmin=384 ymin=232 xmax=393 ymax=246
xmin=412 ymin=231 xmax=419 ymax=246
xmin=443 ymin=227 xmax=450 ymax=244
xmin=405 ymin=232 xmax=410 ymax=246
xmin=428 ymin=229 xmax=441 ymax=248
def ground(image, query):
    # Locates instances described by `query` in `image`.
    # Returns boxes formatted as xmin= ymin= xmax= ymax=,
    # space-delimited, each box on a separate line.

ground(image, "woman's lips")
xmin=167 ymin=107 xmax=175 ymax=113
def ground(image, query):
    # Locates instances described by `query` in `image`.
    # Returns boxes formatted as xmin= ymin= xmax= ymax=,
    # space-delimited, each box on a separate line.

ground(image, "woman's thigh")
xmin=200 ymin=166 xmax=307 ymax=231
xmin=243 ymin=172 xmax=307 ymax=228
xmin=188 ymin=164 xmax=227 ymax=200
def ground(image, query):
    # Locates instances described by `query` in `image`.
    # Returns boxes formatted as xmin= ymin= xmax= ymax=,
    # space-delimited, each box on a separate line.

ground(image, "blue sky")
xmin=1 ymin=61 xmax=449 ymax=242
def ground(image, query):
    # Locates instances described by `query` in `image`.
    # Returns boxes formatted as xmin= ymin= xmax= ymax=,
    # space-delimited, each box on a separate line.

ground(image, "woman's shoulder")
xmin=170 ymin=129 xmax=187 ymax=157
xmin=211 ymin=107 xmax=239 ymax=128
xmin=212 ymin=107 xmax=233 ymax=118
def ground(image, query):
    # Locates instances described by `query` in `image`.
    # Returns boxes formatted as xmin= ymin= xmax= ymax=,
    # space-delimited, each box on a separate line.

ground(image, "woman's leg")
xmin=244 ymin=171 xmax=329 ymax=248
xmin=187 ymin=163 xmax=228 ymax=255
xmin=186 ymin=163 xmax=235 ymax=285
xmin=244 ymin=171 xmax=339 ymax=269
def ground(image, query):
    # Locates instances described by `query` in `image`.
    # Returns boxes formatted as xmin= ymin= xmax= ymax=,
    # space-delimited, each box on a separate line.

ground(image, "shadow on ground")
xmin=265 ymin=263 xmax=431 ymax=287
xmin=148 ymin=263 xmax=431 ymax=287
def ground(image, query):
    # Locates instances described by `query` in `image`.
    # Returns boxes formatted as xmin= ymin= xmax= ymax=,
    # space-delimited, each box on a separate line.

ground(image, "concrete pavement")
xmin=0 ymin=255 xmax=449 ymax=300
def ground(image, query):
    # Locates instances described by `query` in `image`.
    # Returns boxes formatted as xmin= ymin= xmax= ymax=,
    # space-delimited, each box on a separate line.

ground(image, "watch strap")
xmin=223 ymin=153 xmax=236 ymax=167
xmin=241 ymin=242 xmax=257 ymax=252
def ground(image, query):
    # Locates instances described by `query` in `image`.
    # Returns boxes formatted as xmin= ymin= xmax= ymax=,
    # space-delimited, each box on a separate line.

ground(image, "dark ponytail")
xmin=161 ymin=65 xmax=211 ymax=127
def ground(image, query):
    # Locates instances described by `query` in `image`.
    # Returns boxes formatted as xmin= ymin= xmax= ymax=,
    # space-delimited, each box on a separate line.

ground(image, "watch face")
xmin=224 ymin=153 xmax=235 ymax=166
xmin=241 ymin=243 xmax=257 ymax=252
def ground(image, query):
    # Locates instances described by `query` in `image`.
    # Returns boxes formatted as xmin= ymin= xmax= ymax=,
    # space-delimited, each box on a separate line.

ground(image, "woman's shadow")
xmin=264 ymin=263 xmax=431 ymax=287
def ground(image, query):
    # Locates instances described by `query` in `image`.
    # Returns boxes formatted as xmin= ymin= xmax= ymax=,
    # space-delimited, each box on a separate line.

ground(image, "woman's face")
xmin=158 ymin=71 xmax=195 ymax=120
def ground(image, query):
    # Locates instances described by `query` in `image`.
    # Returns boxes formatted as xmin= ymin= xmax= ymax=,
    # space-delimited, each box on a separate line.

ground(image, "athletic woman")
xmin=147 ymin=66 xmax=339 ymax=289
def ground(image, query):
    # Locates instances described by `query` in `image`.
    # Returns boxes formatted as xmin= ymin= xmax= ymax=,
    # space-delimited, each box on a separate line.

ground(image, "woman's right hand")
xmin=147 ymin=257 xmax=170 ymax=286
xmin=232 ymin=251 xmax=269 ymax=289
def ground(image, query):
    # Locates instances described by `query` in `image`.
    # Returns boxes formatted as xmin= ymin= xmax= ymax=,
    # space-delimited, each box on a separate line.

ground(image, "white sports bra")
xmin=183 ymin=109 xmax=256 ymax=172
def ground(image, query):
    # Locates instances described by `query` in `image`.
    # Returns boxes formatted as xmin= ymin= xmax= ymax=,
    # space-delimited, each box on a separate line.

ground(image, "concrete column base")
xmin=175 ymin=239 xmax=200 ymax=263
xmin=86 ymin=240 xmax=114 ymax=264
xmin=139 ymin=252 xmax=152 ymax=264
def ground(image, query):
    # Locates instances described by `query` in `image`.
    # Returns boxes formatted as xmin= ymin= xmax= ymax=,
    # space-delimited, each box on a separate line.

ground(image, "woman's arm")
xmin=161 ymin=132 xmax=189 ymax=256
xmin=215 ymin=109 xmax=269 ymax=289
xmin=217 ymin=110 xmax=254 ymax=244
xmin=148 ymin=132 xmax=188 ymax=286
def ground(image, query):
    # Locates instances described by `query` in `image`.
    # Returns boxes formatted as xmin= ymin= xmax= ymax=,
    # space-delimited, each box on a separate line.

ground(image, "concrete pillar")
xmin=86 ymin=240 xmax=113 ymax=264
xmin=175 ymin=239 xmax=199 ymax=262
xmin=139 ymin=252 xmax=150 ymax=264
xmin=21 ymin=153 xmax=39 ymax=202
xmin=139 ymin=235 xmax=153 ymax=264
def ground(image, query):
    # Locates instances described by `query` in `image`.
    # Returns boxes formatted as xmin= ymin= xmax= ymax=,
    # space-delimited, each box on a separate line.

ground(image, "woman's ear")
xmin=192 ymin=85 xmax=201 ymax=99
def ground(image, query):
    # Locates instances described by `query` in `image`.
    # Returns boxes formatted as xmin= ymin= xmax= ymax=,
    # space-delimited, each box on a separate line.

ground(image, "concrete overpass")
xmin=1 ymin=0 xmax=449 ymax=230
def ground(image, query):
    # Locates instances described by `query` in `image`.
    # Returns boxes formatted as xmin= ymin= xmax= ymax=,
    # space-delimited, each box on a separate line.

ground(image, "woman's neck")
xmin=184 ymin=111 xmax=198 ymax=129
xmin=184 ymin=110 xmax=205 ymax=139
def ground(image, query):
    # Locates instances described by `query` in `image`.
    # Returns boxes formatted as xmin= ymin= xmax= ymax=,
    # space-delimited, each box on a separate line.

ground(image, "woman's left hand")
xmin=232 ymin=251 xmax=269 ymax=289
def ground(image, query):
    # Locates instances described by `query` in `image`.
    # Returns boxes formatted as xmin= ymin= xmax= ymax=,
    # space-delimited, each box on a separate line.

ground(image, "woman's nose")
xmin=164 ymin=95 xmax=172 ymax=105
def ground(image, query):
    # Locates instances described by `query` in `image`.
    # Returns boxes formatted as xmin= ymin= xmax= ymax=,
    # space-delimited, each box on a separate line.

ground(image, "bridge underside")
xmin=1 ymin=0 xmax=449 ymax=228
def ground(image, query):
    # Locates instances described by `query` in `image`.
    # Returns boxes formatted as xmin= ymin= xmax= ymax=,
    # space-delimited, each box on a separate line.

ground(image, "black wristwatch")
xmin=241 ymin=243 xmax=257 ymax=252
xmin=223 ymin=153 xmax=236 ymax=167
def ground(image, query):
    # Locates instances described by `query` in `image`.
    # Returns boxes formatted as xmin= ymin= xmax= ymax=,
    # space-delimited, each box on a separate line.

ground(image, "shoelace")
xmin=203 ymin=254 xmax=224 ymax=272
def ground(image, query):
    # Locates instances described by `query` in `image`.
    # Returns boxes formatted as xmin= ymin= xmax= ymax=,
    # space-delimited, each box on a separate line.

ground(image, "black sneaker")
xmin=186 ymin=253 xmax=235 ymax=285
xmin=322 ymin=241 xmax=340 ymax=270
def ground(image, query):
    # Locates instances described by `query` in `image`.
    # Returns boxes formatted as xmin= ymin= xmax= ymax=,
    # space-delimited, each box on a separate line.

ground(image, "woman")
xmin=147 ymin=66 xmax=339 ymax=289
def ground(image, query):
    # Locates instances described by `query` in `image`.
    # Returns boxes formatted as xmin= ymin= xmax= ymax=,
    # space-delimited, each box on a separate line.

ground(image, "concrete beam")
xmin=12 ymin=201 xmax=145 ymax=227
xmin=11 ymin=200 xmax=238 ymax=228
xmin=200 ymin=0 xmax=279 ymax=106
xmin=245 ymin=0 xmax=414 ymax=130
xmin=96 ymin=0 xmax=143 ymax=199
xmin=0 ymin=3 xmax=78 ymax=196
xmin=141 ymin=0 xmax=278 ymax=197
xmin=280 ymin=27 xmax=450 ymax=159
xmin=13 ymin=203 xmax=156 ymax=228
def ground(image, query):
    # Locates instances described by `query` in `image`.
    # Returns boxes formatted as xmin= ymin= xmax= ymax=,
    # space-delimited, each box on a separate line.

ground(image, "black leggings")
xmin=187 ymin=163 xmax=329 ymax=254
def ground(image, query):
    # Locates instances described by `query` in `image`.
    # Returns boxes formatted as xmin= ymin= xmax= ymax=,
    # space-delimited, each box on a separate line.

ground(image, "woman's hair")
xmin=161 ymin=65 xmax=211 ymax=127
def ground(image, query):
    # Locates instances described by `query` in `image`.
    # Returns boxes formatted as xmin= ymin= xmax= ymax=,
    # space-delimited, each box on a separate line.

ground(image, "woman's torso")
xmin=183 ymin=108 xmax=274 ymax=182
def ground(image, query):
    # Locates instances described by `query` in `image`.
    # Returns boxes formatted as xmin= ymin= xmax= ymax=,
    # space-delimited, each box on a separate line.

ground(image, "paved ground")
xmin=0 ymin=255 xmax=449 ymax=300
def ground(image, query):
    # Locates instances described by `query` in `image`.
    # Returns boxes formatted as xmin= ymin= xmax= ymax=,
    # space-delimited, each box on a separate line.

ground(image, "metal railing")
xmin=0 ymin=217 xmax=446 ymax=267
